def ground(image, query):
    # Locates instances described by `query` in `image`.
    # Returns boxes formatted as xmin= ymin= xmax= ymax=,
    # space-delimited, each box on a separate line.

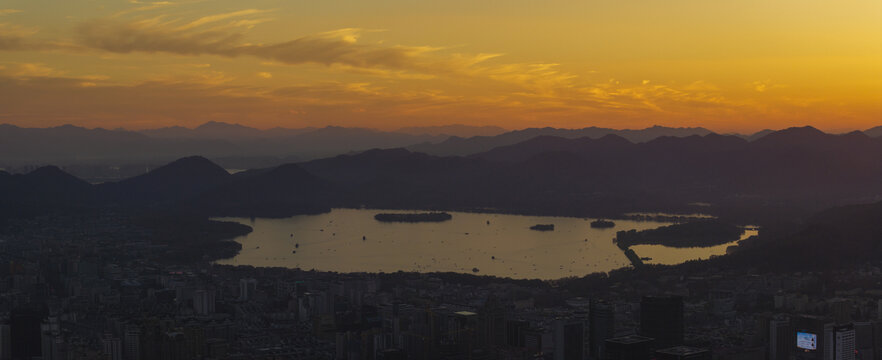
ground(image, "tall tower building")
xmin=589 ymin=299 xmax=615 ymax=360
xmin=193 ymin=289 xmax=216 ymax=315
xmin=834 ymin=325 xmax=855 ymax=360
xmin=640 ymin=295 xmax=684 ymax=349
xmin=554 ymin=318 xmax=585 ymax=360
xmin=124 ymin=324 xmax=141 ymax=360
xmin=769 ymin=318 xmax=792 ymax=360
xmin=239 ymin=278 xmax=257 ymax=301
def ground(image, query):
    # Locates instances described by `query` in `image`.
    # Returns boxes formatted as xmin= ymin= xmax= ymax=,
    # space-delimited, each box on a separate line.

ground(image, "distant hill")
xmin=728 ymin=200 xmax=882 ymax=271
xmin=408 ymin=125 xmax=713 ymax=156
xmin=0 ymin=156 xmax=339 ymax=219
xmin=3 ymin=125 xmax=880 ymax=224
xmin=306 ymin=126 xmax=882 ymax=221
xmin=246 ymin=126 xmax=446 ymax=159
xmin=745 ymin=129 xmax=775 ymax=142
xmin=0 ymin=124 xmax=237 ymax=165
xmin=99 ymin=156 xmax=232 ymax=205
xmin=395 ymin=124 xmax=508 ymax=137
xmin=0 ymin=165 xmax=95 ymax=219
xmin=864 ymin=125 xmax=882 ymax=138
xmin=0 ymin=122 xmax=449 ymax=166
xmin=189 ymin=163 xmax=336 ymax=217
xmin=140 ymin=121 xmax=316 ymax=140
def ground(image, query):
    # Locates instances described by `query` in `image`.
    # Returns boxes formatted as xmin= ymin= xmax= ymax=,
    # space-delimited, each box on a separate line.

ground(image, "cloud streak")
xmin=72 ymin=17 xmax=492 ymax=76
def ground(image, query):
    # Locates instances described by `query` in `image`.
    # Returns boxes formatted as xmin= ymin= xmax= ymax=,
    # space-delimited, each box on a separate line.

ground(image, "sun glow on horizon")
xmin=0 ymin=0 xmax=880 ymax=133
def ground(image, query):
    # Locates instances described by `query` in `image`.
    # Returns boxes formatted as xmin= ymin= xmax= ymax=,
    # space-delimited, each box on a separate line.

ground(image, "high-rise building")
xmin=10 ymin=305 xmax=46 ymax=360
xmin=505 ymin=319 xmax=529 ymax=348
xmin=834 ymin=325 xmax=856 ymax=360
xmin=102 ymin=335 xmax=123 ymax=360
xmin=0 ymin=324 xmax=10 ymax=360
xmin=605 ymin=335 xmax=655 ymax=360
xmin=479 ymin=296 xmax=506 ymax=349
xmin=239 ymin=278 xmax=257 ymax=301
xmin=41 ymin=317 xmax=65 ymax=360
xmin=769 ymin=318 xmax=792 ymax=360
xmin=193 ymin=289 xmax=216 ymax=315
xmin=852 ymin=322 xmax=873 ymax=360
xmin=640 ymin=295 xmax=684 ymax=348
xmin=124 ymin=324 xmax=141 ymax=360
xmin=554 ymin=318 xmax=585 ymax=360
xmin=590 ymin=299 xmax=615 ymax=360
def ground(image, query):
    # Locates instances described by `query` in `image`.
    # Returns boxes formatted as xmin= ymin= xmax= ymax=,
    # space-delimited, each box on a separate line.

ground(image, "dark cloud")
xmin=74 ymin=19 xmax=244 ymax=56
xmin=0 ymin=33 xmax=29 ymax=50
xmin=73 ymin=19 xmax=437 ymax=72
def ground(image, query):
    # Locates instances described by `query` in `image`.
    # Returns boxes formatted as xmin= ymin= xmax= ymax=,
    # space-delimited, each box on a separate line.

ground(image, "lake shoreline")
xmin=211 ymin=208 xmax=744 ymax=279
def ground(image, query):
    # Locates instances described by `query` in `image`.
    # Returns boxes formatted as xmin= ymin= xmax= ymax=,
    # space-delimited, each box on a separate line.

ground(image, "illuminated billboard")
xmin=797 ymin=332 xmax=817 ymax=351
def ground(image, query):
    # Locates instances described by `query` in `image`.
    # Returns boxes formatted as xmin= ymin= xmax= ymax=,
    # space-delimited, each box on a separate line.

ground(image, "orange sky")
xmin=0 ymin=0 xmax=880 ymax=133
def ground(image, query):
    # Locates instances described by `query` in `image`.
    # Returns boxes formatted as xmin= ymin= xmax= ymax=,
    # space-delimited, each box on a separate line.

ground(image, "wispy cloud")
xmin=0 ymin=9 xmax=22 ymax=16
xmin=0 ymin=23 xmax=44 ymax=51
xmin=72 ymin=17 xmax=483 ymax=75
xmin=174 ymin=9 xmax=270 ymax=31
xmin=113 ymin=1 xmax=176 ymax=17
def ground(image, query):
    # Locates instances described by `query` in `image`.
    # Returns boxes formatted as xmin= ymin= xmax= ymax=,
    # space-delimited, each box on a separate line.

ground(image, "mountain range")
xmin=2 ymin=126 xmax=880 ymax=225
xmin=8 ymin=122 xmax=876 ymax=170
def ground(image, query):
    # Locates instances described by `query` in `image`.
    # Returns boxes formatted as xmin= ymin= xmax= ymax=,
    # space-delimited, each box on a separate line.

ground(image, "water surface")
xmin=215 ymin=209 xmax=747 ymax=279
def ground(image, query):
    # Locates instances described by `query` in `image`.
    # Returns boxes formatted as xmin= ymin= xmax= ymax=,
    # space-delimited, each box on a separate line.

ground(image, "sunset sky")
xmin=1 ymin=0 xmax=880 ymax=133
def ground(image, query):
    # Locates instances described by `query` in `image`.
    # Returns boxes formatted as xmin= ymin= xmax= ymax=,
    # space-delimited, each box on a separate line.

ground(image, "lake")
xmin=214 ymin=209 xmax=756 ymax=279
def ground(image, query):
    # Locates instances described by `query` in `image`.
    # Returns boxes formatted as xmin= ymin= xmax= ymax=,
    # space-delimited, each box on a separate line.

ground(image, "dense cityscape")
xmin=0 ymin=211 xmax=880 ymax=360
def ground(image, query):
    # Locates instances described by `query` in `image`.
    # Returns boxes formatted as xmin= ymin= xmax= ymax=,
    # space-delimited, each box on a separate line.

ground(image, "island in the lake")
xmin=590 ymin=219 xmax=616 ymax=228
xmin=374 ymin=212 xmax=453 ymax=223
xmin=614 ymin=219 xmax=744 ymax=249
xmin=530 ymin=224 xmax=555 ymax=231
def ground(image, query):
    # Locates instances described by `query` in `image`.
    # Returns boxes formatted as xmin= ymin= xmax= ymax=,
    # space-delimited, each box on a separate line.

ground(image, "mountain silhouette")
xmin=0 ymin=165 xmax=94 ymax=216
xmin=99 ymin=156 xmax=232 ymax=205
xmin=728 ymin=200 xmax=882 ymax=271
xmin=301 ymin=126 xmax=882 ymax=221
xmin=189 ymin=163 xmax=335 ymax=217
xmin=0 ymin=124 xmax=237 ymax=164
xmin=864 ymin=125 xmax=882 ymax=138
xmin=408 ymin=125 xmax=713 ymax=156
xmin=395 ymin=124 xmax=508 ymax=137
xmin=3 ymin=125 xmax=880 ymax=225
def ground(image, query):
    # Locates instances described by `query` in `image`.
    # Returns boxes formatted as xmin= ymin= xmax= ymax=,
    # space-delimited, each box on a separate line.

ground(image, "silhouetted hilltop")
xmin=299 ymin=127 xmax=881 ymax=221
xmin=190 ymin=163 xmax=335 ymax=217
xmin=727 ymin=200 xmax=882 ymax=271
xmin=193 ymin=121 xmax=267 ymax=139
xmin=302 ymin=148 xmax=485 ymax=186
xmin=301 ymin=148 xmax=494 ymax=209
xmin=0 ymin=122 xmax=447 ymax=165
xmin=751 ymin=125 xmax=829 ymax=146
xmin=473 ymin=134 xmax=632 ymax=162
xmin=741 ymin=129 xmax=775 ymax=142
xmin=100 ymin=156 xmax=232 ymax=205
xmin=396 ymin=124 xmax=508 ymax=137
xmin=0 ymin=166 xmax=94 ymax=216
xmin=0 ymin=124 xmax=237 ymax=164
xmin=409 ymin=125 xmax=713 ymax=156
xmin=2 ymin=125 xmax=881 ymax=227
xmin=862 ymin=125 xmax=882 ymax=138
